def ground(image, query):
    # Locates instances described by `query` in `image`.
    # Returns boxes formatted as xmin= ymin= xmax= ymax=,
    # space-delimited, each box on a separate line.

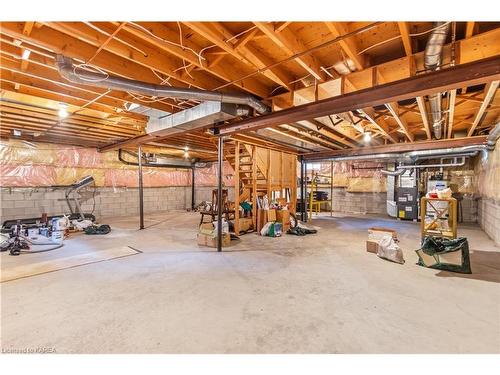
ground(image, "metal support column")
xmin=191 ymin=167 xmax=195 ymax=211
xmin=300 ymin=157 xmax=307 ymax=222
xmin=138 ymin=145 xmax=144 ymax=230
xmin=216 ymin=136 xmax=224 ymax=252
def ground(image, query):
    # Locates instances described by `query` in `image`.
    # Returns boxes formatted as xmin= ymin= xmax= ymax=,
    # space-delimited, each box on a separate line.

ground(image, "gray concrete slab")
xmin=1 ymin=212 xmax=499 ymax=353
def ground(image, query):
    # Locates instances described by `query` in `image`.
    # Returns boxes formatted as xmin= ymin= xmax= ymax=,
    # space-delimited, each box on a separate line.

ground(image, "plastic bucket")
xmin=51 ymin=230 xmax=64 ymax=244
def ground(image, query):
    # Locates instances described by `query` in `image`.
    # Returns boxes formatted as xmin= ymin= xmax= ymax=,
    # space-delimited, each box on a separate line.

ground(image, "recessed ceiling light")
xmin=126 ymin=102 xmax=140 ymax=111
xmin=21 ymin=49 xmax=31 ymax=60
xmin=58 ymin=103 xmax=68 ymax=118
xmin=363 ymin=132 xmax=372 ymax=143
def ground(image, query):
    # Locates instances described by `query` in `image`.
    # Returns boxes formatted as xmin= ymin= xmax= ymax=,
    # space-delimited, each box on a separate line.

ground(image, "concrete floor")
xmin=1 ymin=211 xmax=499 ymax=353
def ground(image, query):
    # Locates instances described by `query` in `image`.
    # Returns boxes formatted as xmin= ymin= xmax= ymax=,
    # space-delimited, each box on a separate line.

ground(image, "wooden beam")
xmin=183 ymin=22 xmax=292 ymax=90
xmin=324 ymin=22 xmax=365 ymax=70
xmin=42 ymin=21 xmax=250 ymax=96
xmin=465 ymin=22 xmax=475 ymax=38
xmin=307 ymin=119 xmax=358 ymax=147
xmin=275 ymin=22 xmax=292 ymax=33
xmin=22 ymin=22 xmax=35 ymax=36
xmin=0 ymin=40 xmax=183 ymax=113
xmin=385 ymin=102 xmax=414 ymax=141
xmin=303 ymin=136 xmax=488 ymax=160
xmin=269 ymin=27 xmax=500 ymax=103
xmin=254 ymin=22 xmax=326 ymax=81
xmin=117 ymin=22 xmax=273 ymax=96
xmin=416 ymin=96 xmax=432 ymax=140
xmin=447 ymin=89 xmax=457 ymax=138
xmin=467 ymin=80 xmax=499 ymax=136
xmin=218 ymin=56 xmax=500 ymax=136
xmin=398 ymin=22 xmax=412 ymax=56
xmin=0 ymin=56 xmax=152 ymax=121
xmin=98 ymin=134 xmax=154 ymax=152
xmin=276 ymin=125 xmax=343 ymax=150
xmin=358 ymin=107 xmax=398 ymax=143
xmin=0 ymin=22 xmax=240 ymax=100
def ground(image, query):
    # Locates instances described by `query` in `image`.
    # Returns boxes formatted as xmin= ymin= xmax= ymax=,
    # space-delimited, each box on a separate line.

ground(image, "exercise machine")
xmin=2 ymin=175 xmax=96 ymax=229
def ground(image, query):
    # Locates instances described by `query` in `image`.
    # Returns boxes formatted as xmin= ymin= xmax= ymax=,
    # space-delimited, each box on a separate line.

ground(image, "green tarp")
xmin=416 ymin=237 xmax=471 ymax=274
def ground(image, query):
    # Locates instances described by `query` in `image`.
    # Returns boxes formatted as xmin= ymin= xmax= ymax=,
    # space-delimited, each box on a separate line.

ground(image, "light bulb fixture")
xmin=126 ymin=102 xmax=140 ymax=111
xmin=21 ymin=49 xmax=31 ymax=60
xmin=58 ymin=103 xmax=68 ymax=119
xmin=183 ymin=146 xmax=189 ymax=151
xmin=363 ymin=132 xmax=372 ymax=143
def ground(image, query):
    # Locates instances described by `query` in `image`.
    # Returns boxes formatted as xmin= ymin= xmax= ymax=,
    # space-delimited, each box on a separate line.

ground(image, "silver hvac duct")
xmin=381 ymin=156 xmax=469 ymax=176
xmin=55 ymin=55 xmax=270 ymax=115
xmin=424 ymin=22 xmax=450 ymax=140
xmin=487 ymin=121 xmax=500 ymax=150
xmin=325 ymin=145 xmax=488 ymax=164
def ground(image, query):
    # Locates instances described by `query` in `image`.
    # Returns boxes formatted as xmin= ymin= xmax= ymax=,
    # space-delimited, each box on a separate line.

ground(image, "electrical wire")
xmin=197 ymin=25 xmax=258 ymax=67
xmin=83 ymin=22 xmax=148 ymax=57
xmin=73 ymin=63 xmax=109 ymax=82
xmin=357 ymin=22 xmax=451 ymax=55
xmin=127 ymin=21 xmax=206 ymax=63
xmin=176 ymin=22 xmax=195 ymax=80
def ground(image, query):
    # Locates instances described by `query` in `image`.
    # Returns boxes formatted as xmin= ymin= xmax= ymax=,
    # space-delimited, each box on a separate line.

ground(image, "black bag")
xmin=416 ymin=237 xmax=471 ymax=274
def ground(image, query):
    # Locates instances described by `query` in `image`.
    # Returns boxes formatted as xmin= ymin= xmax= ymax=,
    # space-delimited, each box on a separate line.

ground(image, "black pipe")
xmin=138 ymin=145 xmax=144 ymax=230
xmin=191 ymin=167 xmax=195 ymax=210
xmin=217 ymin=136 xmax=224 ymax=252
xmin=300 ymin=157 xmax=306 ymax=222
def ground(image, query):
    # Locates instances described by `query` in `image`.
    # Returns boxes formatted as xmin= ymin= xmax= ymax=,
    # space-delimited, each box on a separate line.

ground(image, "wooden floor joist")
xmin=217 ymin=56 xmax=500 ymax=136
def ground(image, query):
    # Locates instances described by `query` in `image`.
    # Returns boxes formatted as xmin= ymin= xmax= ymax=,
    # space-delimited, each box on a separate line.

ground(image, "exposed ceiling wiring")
xmin=83 ymin=22 xmax=148 ymax=57
xmin=357 ymin=22 xmax=452 ymax=55
xmin=127 ymin=21 xmax=206 ymax=63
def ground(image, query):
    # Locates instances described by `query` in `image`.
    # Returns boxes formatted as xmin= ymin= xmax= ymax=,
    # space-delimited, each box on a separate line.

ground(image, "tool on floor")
xmin=0 ymin=220 xmax=64 ymax=256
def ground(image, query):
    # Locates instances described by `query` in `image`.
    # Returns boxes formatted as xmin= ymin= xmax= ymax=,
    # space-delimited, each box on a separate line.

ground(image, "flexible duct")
xmin=487 ymin=121 xmax=500 ymax=150
xmin=55 ymin=55 xmax=270 ymax=115
xmin=424 ymin=22 xmax=450 ymax=140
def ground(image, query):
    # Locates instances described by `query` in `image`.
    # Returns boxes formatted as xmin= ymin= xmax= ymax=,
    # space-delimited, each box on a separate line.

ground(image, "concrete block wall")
xmin=329 ymin=188 xmax=387 ymax=215
xmin=0 ymin=186 xmax=234 ymax=222
xmin=477 ymin=199 xmax=500 ymax=246
xmin=460 ymin=196 xmax=478 ymax=223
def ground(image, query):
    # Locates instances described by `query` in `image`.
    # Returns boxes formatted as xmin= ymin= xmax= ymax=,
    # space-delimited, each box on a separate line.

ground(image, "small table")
xmin=421 ymin=197 xmax=457 ymax=239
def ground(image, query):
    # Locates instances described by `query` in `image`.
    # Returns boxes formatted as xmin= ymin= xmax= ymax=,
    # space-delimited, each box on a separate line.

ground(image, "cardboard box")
xmin=197 ymin=232 xmax=230 ymax=248
xmin=238 ymin=217 xmax=253 ymax=232
xmin=366 ymin=240 xmax=379 ymax=254
xmin=267 ymin=209 xmax=277 ymax=222
xmin=368 ymin=227 xmax=398 ymax=242
xmin=257 ymin=209 xmax=268 ymax=233
xmin=276 ymin=210 xmax=290 ymax=232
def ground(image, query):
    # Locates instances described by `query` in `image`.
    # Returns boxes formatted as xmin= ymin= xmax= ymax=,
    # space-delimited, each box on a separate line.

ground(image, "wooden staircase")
xmin=224 ymin=140 xmax=298 ymax=235
xmin=224 ymin=141 xmax=271 ymax=234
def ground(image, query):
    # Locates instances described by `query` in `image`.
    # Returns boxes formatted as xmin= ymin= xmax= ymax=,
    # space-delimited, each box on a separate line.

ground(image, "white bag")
xmin=377 ymin=235 xmax=405 ymax=264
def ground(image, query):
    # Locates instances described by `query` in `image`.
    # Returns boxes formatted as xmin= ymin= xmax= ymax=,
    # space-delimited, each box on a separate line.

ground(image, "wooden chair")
xmin=199 ymin=189 xmax=235 ymax=225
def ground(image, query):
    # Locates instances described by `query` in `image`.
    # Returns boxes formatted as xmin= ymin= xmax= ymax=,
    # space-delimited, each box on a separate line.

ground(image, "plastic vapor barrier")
xmin=0 ymin=139 xmax=225 ymax=189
